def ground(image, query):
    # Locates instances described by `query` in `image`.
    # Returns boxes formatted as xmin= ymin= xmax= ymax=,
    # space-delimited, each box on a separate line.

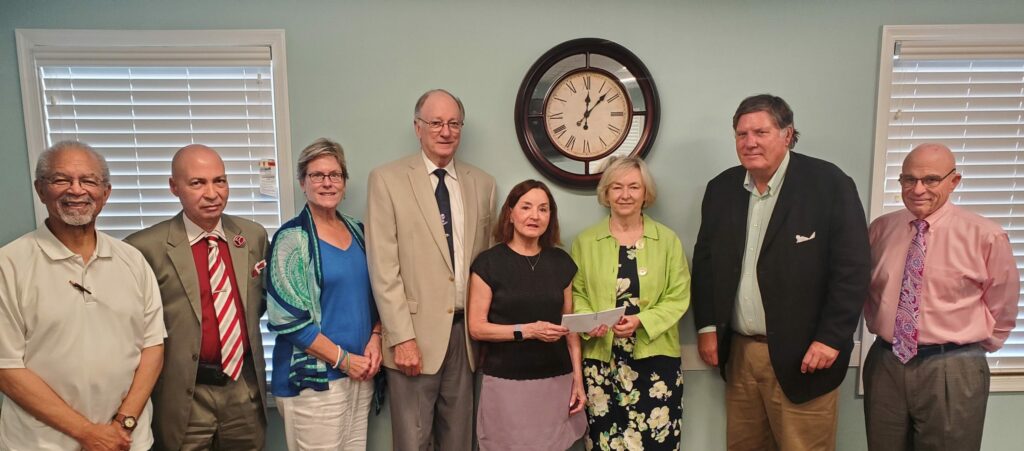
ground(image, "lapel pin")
xmin=233 ymin=235 xmax=246 ymax=248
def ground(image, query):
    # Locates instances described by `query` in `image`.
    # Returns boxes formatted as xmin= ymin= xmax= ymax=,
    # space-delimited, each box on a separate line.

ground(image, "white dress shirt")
xmin=183 ymin=215 xmax=226 ymax=245
xmin=699 ymin=151 xmax=791 ymax=336
xmin=422 ymin=152 xmax=467 ymax=311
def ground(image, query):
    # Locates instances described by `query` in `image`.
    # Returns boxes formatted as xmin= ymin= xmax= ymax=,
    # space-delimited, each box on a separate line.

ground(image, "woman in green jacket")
xmin=572 ymin=156 xmax=691 ymax=451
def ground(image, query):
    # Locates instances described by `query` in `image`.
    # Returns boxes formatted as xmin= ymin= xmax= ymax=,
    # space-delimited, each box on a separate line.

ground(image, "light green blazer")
xmin=571 ymin=215 xmax=691 ymax=362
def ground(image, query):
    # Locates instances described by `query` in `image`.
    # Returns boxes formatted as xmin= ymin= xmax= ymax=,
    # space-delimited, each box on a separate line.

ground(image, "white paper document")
xmin=560 ymin=306 xmax=627 ymax=333
xmin=259 ymin=159 xmax=278 ymax=198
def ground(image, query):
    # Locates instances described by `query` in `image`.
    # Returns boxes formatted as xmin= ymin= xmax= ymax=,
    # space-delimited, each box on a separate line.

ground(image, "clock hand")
xmin=578 ymin=92 xmax=608 ymax=127
xmin=577 ymin=92 xmax=592 ymax=127
xmin=585 ymin=93 xmax=608 ymax=116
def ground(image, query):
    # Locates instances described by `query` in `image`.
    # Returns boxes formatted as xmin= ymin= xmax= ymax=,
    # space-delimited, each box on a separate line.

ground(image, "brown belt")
xmin=735 ymin=333 xmax=768 ymax=343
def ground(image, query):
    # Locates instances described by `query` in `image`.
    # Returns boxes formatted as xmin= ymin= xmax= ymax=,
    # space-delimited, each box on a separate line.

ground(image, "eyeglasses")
xmin=45 ymin=175 xmax=106 ymax=189
xmin=898 ymin=168 xmax=956 ymax=188
xmin=416 ymin=118 xmax=464 ymax=132
xmin=306 ymin=172 xmax=346 ymax=183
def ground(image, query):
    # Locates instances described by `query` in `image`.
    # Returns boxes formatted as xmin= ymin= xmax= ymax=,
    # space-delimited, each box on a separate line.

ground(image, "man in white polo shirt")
xmin=0 ymin=141 xmax=165 ymax=451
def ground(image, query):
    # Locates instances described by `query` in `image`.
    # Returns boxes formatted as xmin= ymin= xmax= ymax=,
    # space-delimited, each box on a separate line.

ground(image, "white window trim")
xmin=860 ymin=24 xmax=1024 ymax=393
xmin=15 ymin=28 xmax=296 ymax=225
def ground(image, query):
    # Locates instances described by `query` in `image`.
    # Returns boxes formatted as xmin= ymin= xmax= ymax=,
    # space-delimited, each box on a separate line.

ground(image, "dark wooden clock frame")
xmin=514 ymin=37 xmax=660 ymax=188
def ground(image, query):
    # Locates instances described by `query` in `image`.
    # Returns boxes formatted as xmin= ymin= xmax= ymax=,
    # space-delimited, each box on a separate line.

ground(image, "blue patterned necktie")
xmin=893 ymin=219 xmax=928 ymax=364
xmin=433 ymin=168 xmax=455 ymax=266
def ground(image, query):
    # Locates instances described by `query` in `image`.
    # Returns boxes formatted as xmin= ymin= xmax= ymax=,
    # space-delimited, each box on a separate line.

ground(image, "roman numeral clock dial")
xmin=515 ymin=38 xmax=660 ymax=187
xmin=543 ymin=71 xmax=631 ymax=160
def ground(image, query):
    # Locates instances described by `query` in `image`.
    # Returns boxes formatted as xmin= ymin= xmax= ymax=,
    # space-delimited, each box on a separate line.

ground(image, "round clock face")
xmin=515 ymin=38 xmax=659 ymax=188
xmin=543 ymin=70 xmax=632 ymax=161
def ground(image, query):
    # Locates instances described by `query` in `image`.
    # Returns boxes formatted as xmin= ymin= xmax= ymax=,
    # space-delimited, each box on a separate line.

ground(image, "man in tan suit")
xmin=125 ymin=144 xmax=269 ymax=450
xmin=367 ymin=89 xmax=496 ymax=450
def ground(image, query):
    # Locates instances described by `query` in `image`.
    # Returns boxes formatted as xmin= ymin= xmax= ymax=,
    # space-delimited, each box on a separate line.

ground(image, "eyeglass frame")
xmin=42 ymin=174 xmax=109 ymax=190
xmin=416 ymin=117 xmax=464 ymax=132
xmin=897 ymin=168 xmax=957 ymax=189
xmin=305 ymin=171 xmax=347 ymax=184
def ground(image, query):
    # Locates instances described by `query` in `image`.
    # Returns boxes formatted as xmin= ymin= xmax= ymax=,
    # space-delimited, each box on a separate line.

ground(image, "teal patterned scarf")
xmin=266 ymin=204 xmax=364 ymax=391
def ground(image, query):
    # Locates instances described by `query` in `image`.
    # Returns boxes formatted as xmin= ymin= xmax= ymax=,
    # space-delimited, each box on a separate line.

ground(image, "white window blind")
xmin=869 ymin=25 xmax=1024 ymax=377
xmin=17 ymin=29 xmax=295 ymax=387
xmin=40 ymin=65 xmax=281 ymax=238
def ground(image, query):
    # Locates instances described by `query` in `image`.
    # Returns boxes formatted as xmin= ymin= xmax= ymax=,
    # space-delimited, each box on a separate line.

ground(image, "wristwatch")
xmin=113 ymin=413 xmax=137 ymax=432
xmin=513 ymin=324 xmax=524 ymax=342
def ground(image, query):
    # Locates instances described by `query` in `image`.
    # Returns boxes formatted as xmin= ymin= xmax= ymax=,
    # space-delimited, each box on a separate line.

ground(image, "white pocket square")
xmin=795 ymin=232 xmax=816 ymax=243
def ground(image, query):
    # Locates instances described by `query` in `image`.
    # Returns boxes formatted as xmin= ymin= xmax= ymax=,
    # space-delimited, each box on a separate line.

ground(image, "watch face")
xmin=543 ymin=70 xmax=632 ymax=161
xmin=123 ymin=416 xmax=137 ymax=429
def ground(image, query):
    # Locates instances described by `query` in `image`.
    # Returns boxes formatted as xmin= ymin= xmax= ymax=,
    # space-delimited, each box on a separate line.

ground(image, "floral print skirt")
xmin=582 ymin=340 xmax=683 ymax=451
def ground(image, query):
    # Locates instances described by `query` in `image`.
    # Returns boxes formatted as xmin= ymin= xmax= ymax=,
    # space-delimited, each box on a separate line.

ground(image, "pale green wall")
xmin=2 ymin=0 xmax=1024 ymax=449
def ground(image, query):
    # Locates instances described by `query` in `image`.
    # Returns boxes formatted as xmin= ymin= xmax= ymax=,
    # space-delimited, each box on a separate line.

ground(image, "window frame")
xmin=15 ymin=28 xmax=296 ymax=226
xmin=862 ymin=24 xmax=1024 ymax=392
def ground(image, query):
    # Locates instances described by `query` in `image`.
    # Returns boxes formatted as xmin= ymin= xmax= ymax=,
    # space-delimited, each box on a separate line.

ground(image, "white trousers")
xmin=277 ymin=377 xmax=374 ymax=451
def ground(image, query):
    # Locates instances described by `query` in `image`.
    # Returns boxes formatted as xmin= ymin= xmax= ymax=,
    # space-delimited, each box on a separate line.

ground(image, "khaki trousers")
xmin=726 ymin=334 xmax=838 ymax=451
xmin=180 ymin=363 xmax=266 ymax=451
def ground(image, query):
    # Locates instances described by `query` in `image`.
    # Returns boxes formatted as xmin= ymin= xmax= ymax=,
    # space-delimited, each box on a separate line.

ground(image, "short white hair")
xmin=595 ymin=156 xmax=657 ymax=208
xmin=35 ymin=140 xmax=110 ymax=183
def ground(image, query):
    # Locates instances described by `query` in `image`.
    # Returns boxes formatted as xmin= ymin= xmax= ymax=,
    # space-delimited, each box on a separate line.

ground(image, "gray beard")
xmin=57 ymin=205 xmax=95 ymax=226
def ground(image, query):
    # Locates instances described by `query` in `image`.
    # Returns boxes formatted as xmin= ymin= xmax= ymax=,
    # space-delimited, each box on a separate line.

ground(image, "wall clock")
xmin=515 ymin=38 xmax=660 ymax=188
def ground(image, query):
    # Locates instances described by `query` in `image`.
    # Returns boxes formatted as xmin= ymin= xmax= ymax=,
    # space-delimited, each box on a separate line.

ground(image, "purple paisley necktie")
xmin=893 ymin=219 xmax=928 ymax=364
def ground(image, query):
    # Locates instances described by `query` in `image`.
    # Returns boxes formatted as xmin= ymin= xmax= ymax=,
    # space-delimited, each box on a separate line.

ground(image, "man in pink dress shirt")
xmin=864 ymin=143 xmax=1019 ymax=451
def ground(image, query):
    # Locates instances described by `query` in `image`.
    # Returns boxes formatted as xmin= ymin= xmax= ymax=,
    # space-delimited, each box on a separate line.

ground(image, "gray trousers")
xmin=863 ymin=340 xmax=990 ymax=451
xmin=386 ymin=318 xmax=474 ymax=451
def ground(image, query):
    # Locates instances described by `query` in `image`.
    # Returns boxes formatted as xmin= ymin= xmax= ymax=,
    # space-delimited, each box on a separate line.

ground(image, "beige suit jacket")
xmin=125 ymin=213 xmax=269 ymax=451
xmin=366 ymin=153 xmax=496 ymax=374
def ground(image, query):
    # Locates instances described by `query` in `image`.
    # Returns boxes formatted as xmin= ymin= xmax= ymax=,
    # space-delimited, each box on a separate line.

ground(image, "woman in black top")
xmin=468 ymin=179 xmax=587 ymax=451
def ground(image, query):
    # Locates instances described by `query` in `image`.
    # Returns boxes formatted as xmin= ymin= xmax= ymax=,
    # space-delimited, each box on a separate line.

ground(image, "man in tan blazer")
xmin=367 ymin=89 xmax=496 ymax=450
xmin=125 ymin=144 xmax=269 ymax=450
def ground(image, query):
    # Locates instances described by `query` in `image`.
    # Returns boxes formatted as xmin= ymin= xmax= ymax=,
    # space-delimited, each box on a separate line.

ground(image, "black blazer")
xmin=691 ymin=152 xmax=870 ymax=404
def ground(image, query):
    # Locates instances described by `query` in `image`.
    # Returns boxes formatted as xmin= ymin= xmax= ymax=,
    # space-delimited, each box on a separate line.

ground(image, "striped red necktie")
xmin=206 ymin=235 xmax=244 ymax=380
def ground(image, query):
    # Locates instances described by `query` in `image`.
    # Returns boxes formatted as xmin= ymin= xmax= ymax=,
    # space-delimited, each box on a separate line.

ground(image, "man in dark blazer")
xmin=125 ymin=144 xmax=269 ymax=450
xmin=692 ymin=94 xmax=870 ymax=451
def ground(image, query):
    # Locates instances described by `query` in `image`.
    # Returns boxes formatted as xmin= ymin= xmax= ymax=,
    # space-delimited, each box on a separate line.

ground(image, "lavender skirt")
xmin=477 ymin=372 xmax=588 ymax=451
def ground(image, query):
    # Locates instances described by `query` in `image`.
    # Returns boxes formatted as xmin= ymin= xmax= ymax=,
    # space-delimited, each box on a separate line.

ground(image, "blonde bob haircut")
xmin=596 ymin=156 xmax=657 ymax=208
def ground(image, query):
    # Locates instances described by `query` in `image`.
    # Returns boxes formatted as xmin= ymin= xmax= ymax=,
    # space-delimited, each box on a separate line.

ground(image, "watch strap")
xmin=513 ymin=324 xmax=524 ymax=341
xmin=113 ymin=413 xmax=137 ymax=431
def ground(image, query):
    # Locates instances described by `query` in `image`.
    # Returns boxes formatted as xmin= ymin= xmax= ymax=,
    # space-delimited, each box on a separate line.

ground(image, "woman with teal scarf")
xmin=267 ymin=138 xmax=382 ymax=450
